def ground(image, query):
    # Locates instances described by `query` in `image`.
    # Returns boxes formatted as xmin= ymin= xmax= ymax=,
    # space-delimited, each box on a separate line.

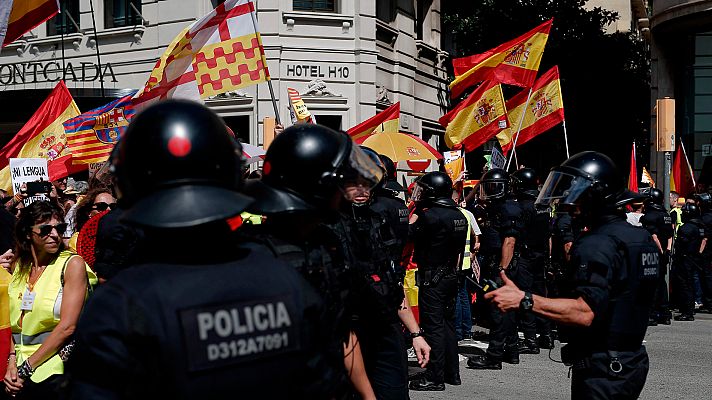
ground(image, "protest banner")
xmin=10 ymin=158 xmax=49 ymax=206
xmin=491 ymin=147 xmax=506 ymax=170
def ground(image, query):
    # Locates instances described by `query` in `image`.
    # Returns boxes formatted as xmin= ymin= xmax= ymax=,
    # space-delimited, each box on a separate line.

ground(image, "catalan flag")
xmin=135 ymin=0 xmax=268 ymax=105
xmin=439 ymin=80 xmax=509 ymax=152
xmin=347 ymin=102 xmax=400 ymax=141
xmin=63 ymin=93 xmax=136 ymax=165
xmin=496 ymin=66 xmax=565 ymax=155
xmin=0 ymin=0 xmax=59 ymax=47
xmin=0 ymin=81 xmax=80 ymax=192
xmin=450 ymin=19 xmax=553 ymax=99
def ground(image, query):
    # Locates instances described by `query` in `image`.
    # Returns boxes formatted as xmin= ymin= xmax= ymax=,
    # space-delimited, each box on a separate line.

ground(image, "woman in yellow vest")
xmin=4 ymin=201 xmax=96 ymax=399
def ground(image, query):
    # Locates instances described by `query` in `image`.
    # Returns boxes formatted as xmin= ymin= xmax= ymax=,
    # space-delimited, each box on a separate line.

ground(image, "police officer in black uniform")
xmin=511 ymin=168 xmax=554 ymax=353
xmin=671 ymin=202 xmax=706 ymax=321
xmin=486 ymin=151 xmax=659 ymax=399
xmin=241 ymin=124 xmax=386 ymax=399
xmin=467 ymin=168 xmax=524 ymax=370
xmin=379 ymin=154 xmax=407 ymax=197
xmin=640 ymin=188 xmax=675 ymax=325
xmin=408 ymin=171 xmax=468 ymax=391
xmin=69 ymin=101 xmax=337 ymax=399
xmin=695 ymin=192 xmax=712 ymax=312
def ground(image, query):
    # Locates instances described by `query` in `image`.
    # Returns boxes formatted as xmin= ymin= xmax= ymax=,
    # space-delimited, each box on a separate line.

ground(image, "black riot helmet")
xmin=412 ymin=171 xmax=456 ymax=207
xmin=360 ymin=146 xmax=387 ymax=178
xmin=511 ymin=167 xmax=538 ymax=198
xmin=379 ymin=154 xmax=397 ymax=180
xmin=647 ymin=188 xmax=664 ymax=206
xmin=479 ymin=168 xmax=510 ymax=201
xmin=681 ymin=202 xmax=701 ymax=222
xmin=695 ymin=192 xmax=711 ymax=211
xmin=113 ymin=100 xmax=251 ymax=228
xmin=536 ymin=151 xmax=624 ymax=212
xmin=243 ymin=124 xmax=383 ymax=214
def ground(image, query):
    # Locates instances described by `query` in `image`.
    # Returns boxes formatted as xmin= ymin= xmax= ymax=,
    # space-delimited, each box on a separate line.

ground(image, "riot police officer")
xmin=379 ymin=154 xmax=407 ymax=196
xmin=408 ymin=171 xmax=468 ymax=391
xmin=695 ymin=192 xmax=712 ymax=312
xmin=467 ymin=168 xmax=524 ymax=370
xmin=486 ymin=151 xmax=659 ymax=399
xmin=672 ymin=203 xmax=706 ymax=321
xmin=69 ymin=101 xmax=336 ymax=399
xmin=241 ymin=124 xmax=386 ymax=399
xmin=511 ymin=168 xmax=553 ymax=352
xmin=640 ymin=188 xmax=674 ymax=325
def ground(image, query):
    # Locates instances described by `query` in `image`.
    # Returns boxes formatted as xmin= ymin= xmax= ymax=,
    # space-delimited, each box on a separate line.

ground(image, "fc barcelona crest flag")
xmin=64 ymin=92 xmax=137 ymax=164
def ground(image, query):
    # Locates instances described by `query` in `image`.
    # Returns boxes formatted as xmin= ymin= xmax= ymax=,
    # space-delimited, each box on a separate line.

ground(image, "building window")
xmin=47 ymin=0 xmax=80 ymax=36
xmin=293 ymin=0 xmax=336 ymax=12
xmin=314 ymin=115 xmax=342 ymax=131
xmin=105 ymin=0 xmax=142 ymax=29
xmin=211 ymin=0 xmax=226 ymax=7
xmin=223 ymin=115 xmax=251 ymax=144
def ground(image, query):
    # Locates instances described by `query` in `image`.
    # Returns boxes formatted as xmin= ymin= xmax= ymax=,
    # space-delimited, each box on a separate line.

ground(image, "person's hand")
xmin=49 ymin=183 xmax=58 ymax=199
xmin=4 ymin=357 xmax=23 ymax=396
xmin=274 ymin=124 xmax=284 ymax=135
xmin=412 ymin=336 xmax=431 ymax=368
xmin=484 ymin=271 xmax=525 ymax=312
xmin=0 ymin=249 xmax=14 ymax=273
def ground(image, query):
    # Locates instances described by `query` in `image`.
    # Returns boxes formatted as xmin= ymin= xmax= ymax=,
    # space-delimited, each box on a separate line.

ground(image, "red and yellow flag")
xmin=347 ymin=102 xmax=400 ymax=141
xmin=0 ymin=81 xmax=80 ymax=192
xmin=135 ymin=0 xmax=268 ymax=105
xmin=439 ymin=80 xmax=509 ymax=152
xmin=450 ymin=19 xmax=553 ymax=99
xmin=0 ymin=0 xmax=59 ymax=47
xmin=496 ymin=66 xmax=565 ymax=155
xmin=670 ymin=142 xmax=696 ymax=197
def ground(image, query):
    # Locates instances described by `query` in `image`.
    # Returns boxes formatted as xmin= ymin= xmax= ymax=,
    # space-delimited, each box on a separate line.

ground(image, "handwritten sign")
xmin=10 ymin=158 xmax=49 ymax=206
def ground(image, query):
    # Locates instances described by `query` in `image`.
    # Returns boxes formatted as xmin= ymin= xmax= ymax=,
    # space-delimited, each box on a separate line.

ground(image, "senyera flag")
xmin=0 ymin=0 xmax=59 ymax=47
xmin=439 ymin=80 xmax=509 ymax=152
xmin=496 ymin=66 xmax=565 ymax=155
xmin=347 ymin=102 xmax=400 ymax=141
xmin=0 ymin=81 xmax=80 ymax=192
xmin=134 ymin=0 xmax=268 ymax=105
xmin=63 ymin=92 xmax=137 ymax=165
xmin=450 ymin=19 xmax=553 ymax=99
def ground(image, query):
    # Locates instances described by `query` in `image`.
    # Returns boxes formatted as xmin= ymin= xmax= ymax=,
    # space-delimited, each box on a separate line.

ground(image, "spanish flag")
xmin=0 ymin=81 xmax=80 ymax=192
xmin=496 ymin=66 xmax=565 ymax=155
xmin=347 ymin=102 xmax=400 ymax=141
xmin=670 ymin=142 xmax=696 ymax=197
xmin=450 ymin=19 xmax=553 ymax=99
xmin=439 ymin=80 xmax=508 ymax=152
xmin=0 ymin=0 xmax=59 ymax=47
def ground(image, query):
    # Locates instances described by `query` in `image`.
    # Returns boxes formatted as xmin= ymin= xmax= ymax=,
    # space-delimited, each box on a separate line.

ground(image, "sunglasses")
xmin=92 ymin=202 xmax=116 ymax=212
xmin=33 ymin=223 xmax=68 ymax=237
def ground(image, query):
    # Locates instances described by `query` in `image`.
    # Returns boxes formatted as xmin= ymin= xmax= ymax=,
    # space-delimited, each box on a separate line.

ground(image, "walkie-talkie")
xmin=464 ymin=276 xmax=499 ymax=294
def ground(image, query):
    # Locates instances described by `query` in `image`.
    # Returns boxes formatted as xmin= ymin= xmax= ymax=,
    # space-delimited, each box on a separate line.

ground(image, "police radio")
xmin=464 ymin=276 xmax=499 ymax=294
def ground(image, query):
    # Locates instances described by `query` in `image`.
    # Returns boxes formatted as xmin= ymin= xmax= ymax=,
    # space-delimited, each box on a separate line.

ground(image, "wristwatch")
xmin=410 ymin=328 xmax=425 ymax=338
xmin=520 ymin=291 xmax=533 ymax=311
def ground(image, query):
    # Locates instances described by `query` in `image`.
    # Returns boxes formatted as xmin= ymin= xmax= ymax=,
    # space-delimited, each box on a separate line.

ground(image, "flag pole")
xmin=562 ymin=119 xmax=570 ymax=159
xmin=506 ymin=88 xmax=533 ymax=171
xmin=679 ymin=139 xmax=697 ymax=188
xmin=513 ymin=148 xmax=520 ymax=169
xmin=88 ymin=0 xmax=105 ymax=98
xmin=249 ymin=5 xmax=281 ymax=126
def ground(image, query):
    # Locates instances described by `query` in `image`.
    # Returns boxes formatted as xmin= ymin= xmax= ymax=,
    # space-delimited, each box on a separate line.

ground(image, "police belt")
xmin=568 ymin=348 xmax=645 ymax=373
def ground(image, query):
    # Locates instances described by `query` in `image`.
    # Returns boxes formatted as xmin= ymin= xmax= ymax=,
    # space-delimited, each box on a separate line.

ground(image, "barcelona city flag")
xmin=0 ymin=81 xmax=80 ymax=192
xmin=63 ymin=93 xmax=137 ymax=165
xmin=496 ymin=66 xmax=565 ymax=155
xmin=450 ymin=19 xmax=553 ymax=99
xmin=0 ymin=0 xmax=59 ymax=47
xmin=670 ymin=142 xmax=696 ymax=197
xmin=347 ymin=102 xmax=400 ymax=141
xmin=135 ymin=0 xmax=268 ymax=105
xmin=439 ymin=80 xmax=509 ymax=152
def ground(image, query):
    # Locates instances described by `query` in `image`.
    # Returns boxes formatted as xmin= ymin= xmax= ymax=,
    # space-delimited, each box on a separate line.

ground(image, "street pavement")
xmin=409 ymin=312 xmax=712 ymax=399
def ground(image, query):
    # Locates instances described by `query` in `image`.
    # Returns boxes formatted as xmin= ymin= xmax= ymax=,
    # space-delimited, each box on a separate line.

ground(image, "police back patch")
xmin=180 ymin=296 xmax=300 ymax=372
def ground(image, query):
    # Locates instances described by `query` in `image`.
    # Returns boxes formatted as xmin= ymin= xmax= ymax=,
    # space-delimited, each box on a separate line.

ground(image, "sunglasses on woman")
xmin=92 ymin=202 xmax=116 ymax=212
xmin=33 ymin=223 xmax=68 ymax=237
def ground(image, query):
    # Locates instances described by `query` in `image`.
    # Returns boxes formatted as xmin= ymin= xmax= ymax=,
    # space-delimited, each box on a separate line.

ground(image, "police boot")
xmin=467 ymin=355 xmax=502 ymax=370
xmin=503 ymin=347 xmax=520 ymax=364
xmin=409 ymin=378 xmax=445 ymax=391
xmin=537 ymin=335 xmax=555 ymax=349
xmin=517 ymin=338 xmax=540 ymax=354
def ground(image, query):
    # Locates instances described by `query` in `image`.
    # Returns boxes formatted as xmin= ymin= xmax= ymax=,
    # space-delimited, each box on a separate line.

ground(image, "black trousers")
xmin=16 ymin=374 xmax=67 ymax=400
xmin=484 ymin=264 xmax=518 ymax=359
xmin=419 ymin=274 xmax=459 ymax=384
xmin=357 ymin=320 xmax=409 ymax=400
xmin=651 ymin=254 xmax=671 ymax=319
xmin=672 ymin=256 xmax=697 ymax=315
xmin=517 ymin=254 xmax=552 ymax=340
xmin=699 ymin=256 xmax=712 ymax=309
xmin=571 ymin=347 xmax=649 ymax=400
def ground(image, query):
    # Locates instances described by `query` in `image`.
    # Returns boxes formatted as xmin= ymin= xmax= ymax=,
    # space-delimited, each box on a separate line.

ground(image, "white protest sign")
xmin=89 ymin=162 xmax=106 ymax=178
xmin=491 ymin=147 xmax=506 ymax=170
xmin=10 ymin=158 xmax=50 ymax=206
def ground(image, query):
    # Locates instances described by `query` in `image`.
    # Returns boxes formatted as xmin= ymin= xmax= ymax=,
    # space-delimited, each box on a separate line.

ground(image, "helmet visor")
xmin=411 ymin=183 xmax=424 ymax=202
xmin=479 ymin=181 xmax=506 ymax=200
xmin=341 ymin=144 xmax=384 ymax=189
xmin=535 ymin=171 xmax=592 ymax=207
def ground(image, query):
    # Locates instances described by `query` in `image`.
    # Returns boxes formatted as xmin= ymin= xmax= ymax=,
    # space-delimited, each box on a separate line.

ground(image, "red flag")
xmin=670 ymin=142 xmax=695 ymax=197
xmin=347 ymin=102 xmax=400 ymax=141
xmin=1 ymin=0 xmax=59 ymax=47
xmin=628 ymin=142 xmax=638 ymax=192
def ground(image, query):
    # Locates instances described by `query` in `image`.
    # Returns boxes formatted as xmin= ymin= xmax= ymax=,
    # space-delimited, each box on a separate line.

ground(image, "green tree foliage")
xmin=443 ymin=0 xmax=650 ymax=176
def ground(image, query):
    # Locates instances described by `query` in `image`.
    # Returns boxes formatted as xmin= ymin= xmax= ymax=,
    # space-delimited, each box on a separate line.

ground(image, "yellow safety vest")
xmin=458 ymin=208 xmax=474 ymax=271
xmin=8 ymin=251 xmax=97 ymax=382
xmin=240 ymin=211 xmax=263 ymax=225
